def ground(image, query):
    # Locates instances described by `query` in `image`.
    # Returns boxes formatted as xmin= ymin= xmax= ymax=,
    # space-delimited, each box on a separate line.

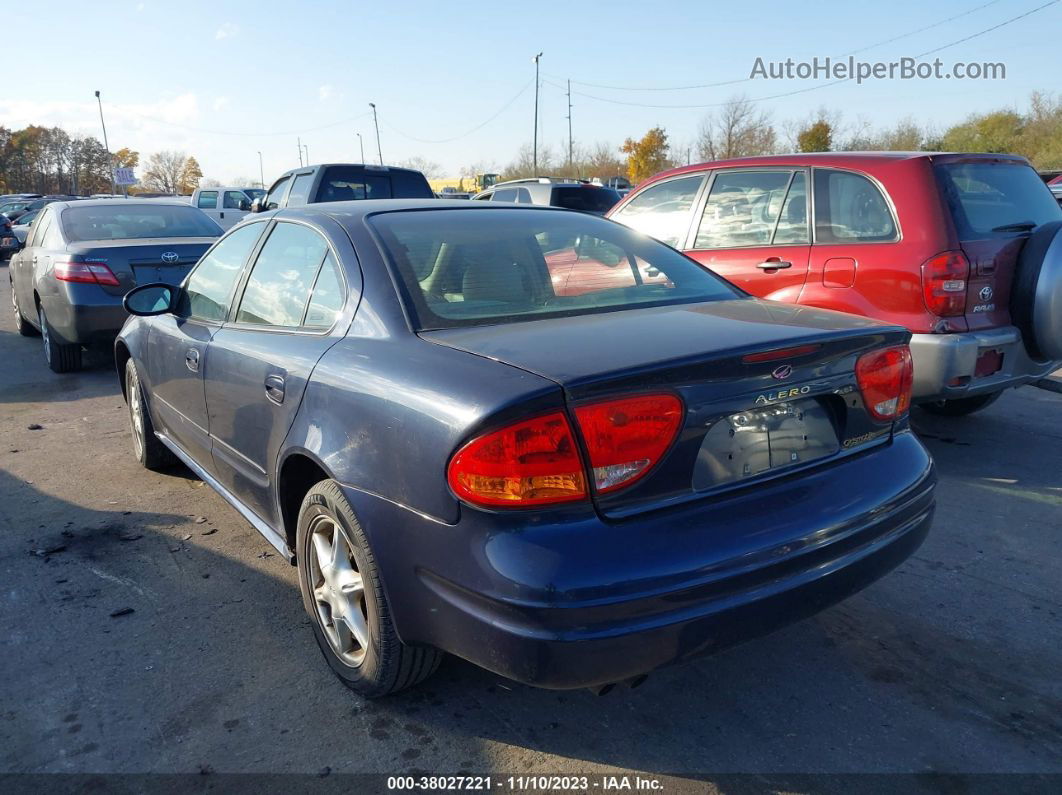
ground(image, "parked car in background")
xmin=1050 ymin=183 xmax=1062 ymax=206
xmin=252 ymin=163 xmax=434 ymax=212
xmin=609 ymin=152 xmax=1062 ymax=416
xmin=190 ymin=185 xmax=261 ymax=230
xmin=116 ymin=200 xmax=934 ymax=697
xmin=10 ymin=208 xmax=39 ymax=245
xmin=0 ymin=199 xmax=35 ymax=220
xmin=8 ymin=199 xmax=221 ymax=372
xmin=472 ymin=177 xmax=621 ymax=215
xmin=1 ymin=215 xmax=17 ymax=261
xmin=3 ymin=195 xmax=78 ymax=222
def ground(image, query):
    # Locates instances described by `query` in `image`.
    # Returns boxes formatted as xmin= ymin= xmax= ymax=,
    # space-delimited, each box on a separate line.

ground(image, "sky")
xmin=4 ymin=0 xmax=1058 ymax=186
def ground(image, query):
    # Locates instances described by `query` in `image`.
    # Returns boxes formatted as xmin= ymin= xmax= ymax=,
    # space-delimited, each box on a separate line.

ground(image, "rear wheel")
xmin=125 ymin=358 xmax=175 ymax=470
xmin=296 ymin=480 xmax=441 ymax=698
xmin=10 ymin=278 xmax=38 ymax=337
xmin=917 ymin=390 xmax=1003 ymax=417
xmin=39 ymin=304 xmax=81 ymax=373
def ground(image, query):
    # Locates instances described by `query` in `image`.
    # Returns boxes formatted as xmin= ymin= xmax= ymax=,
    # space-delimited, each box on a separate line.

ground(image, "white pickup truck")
xmin=190 ymin=186 xmax=266 ymax=230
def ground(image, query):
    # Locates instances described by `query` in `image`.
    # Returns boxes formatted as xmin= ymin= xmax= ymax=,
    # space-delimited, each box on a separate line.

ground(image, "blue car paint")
xmin=117 ymin=200 xmax=936 ymax=690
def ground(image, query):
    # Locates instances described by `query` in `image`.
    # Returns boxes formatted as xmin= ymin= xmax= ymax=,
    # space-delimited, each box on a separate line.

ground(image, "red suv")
xmin=608 ymin=153 xmax=1062 ymax=415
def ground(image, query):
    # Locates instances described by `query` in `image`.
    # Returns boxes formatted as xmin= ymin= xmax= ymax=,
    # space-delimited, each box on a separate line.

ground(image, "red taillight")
xmin=921 ymin=251 xmax=969 ymax=317
xmin=574 ymin=393 xmax=683 ymax=493
xmin=447 ymin=411 xmax=587 ymax=507
xmin=856 ymin=345 xmax=914 ymax=421
xmin=54 ymin=259 xmax=120 ymax=287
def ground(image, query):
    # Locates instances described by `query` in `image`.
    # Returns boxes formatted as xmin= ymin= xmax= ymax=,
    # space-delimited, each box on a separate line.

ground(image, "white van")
xmin=190 ymin=186 xmax=264 ymax=230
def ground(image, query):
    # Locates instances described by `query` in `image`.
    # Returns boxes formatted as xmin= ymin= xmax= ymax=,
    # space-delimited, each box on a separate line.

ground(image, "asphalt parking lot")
xmin=1 ymin=273 xmax=1060 ymax=783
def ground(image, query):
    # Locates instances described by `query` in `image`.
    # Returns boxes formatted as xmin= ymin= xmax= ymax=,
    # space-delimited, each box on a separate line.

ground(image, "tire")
xmin=10 ymin=277 xmax=39 ymax=337
xmin=38 ymin=304 xmax=81 ymax=373
xmin=296 ymin=479 xmax=441 ymax=698
xmin=917 ymin=390 xmax=1003 ymax=417
xmin=1011 ymin=219 xmax=1062 ymax=361
xmin=125 ymin=358 xmax=176 ymax=470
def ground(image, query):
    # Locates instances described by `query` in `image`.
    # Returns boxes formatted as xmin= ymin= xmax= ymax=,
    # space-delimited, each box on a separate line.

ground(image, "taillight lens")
xmin=574 ymin=393 xmax=683 ymax=493
xmin=447 ymin=412 xmax=587 ymax=507
xmin=54 ymin=259 xmax=120 ymax=287
xmin=921 ymin=251 xmax=969 ymax=317
xmin=856 ymin=345 xmax=914 ymax=421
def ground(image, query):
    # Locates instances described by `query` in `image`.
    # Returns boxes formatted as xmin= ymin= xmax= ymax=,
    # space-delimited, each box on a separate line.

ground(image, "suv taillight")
xmin=856 ymin=345 xmax=914 ymax=421
xmin=54 ymin=258 xmax=120 ymax=287
xmin=921 ymin=251 xmax=969 ymax=317
xmin=447 ymin=394 xmax=683 ymax=508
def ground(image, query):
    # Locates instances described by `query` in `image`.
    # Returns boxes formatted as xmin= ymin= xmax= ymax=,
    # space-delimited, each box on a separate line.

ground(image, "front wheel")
xmin=125 ymin=358 xmax=176 ymax=470
xmin=917 ymin=390 xmax=1003 ymax=417
xmin=39 ymin=305 xmax=81 ymax=373
xmin=296 ymin=480 xmax=441 ymax=698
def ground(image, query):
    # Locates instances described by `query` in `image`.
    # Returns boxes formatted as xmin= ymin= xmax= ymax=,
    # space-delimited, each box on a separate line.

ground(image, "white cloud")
xmin=318 ymin=85 xmax=334 ymax=102
xmin=212 ymin=96 xmax=230 ymax=112
xmin=215 ymin=22 xmax=238 ymax=40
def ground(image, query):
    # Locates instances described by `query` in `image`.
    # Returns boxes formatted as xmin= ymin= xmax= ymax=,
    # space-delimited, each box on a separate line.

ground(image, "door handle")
xmin=184 ymin=348 xmax=200 ymax=373
xmin=219 ymin=212 xmax=225 ymax=219
xmin=756 ymin=259 xmax=792 ymax=270
xmin=31 ymin=255 xmax=38 ymax=265
xmin=265 ymin=374 xmax=286 ymax=405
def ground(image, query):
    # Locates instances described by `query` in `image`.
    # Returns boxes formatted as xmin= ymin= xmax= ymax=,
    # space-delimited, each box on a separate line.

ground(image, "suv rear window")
xmin=370 ymin=208 xmax=740 ymax=330
xmin=550 ymin=186 xmax=620 ymax=214
xmin=318 ymin=166 xmax=434 ymax=202
xmin=936 ymin=162 xmax=1062 ymax=237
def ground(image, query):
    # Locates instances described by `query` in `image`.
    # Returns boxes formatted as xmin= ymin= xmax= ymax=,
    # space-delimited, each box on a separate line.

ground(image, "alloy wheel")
xmin=308 ymin=515 xmax=369 ymax=666
xmin=127 ymin=366 xmax=145 ymax=459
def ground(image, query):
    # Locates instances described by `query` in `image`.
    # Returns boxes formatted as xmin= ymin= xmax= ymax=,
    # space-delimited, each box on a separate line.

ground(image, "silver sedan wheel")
xmin=127 ymin=365 xmax=145 ymax=459
xmin=309 ymin=515 xmax=369 ymax=666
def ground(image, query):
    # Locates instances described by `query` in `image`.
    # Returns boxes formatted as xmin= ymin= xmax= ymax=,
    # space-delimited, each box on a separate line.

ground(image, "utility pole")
xmin=369 ymin=103 xmax=383 ymax=165
xmin=532 ymin=53 xmax=543 ymax=175
xmin=257 ymin=151 xmax=265 ymax=188
xmin=356 ymin=132 xmax=365 ymax=164
xmin=297 ymin=137 xmax=304 ymax=167
xmin=566 ymin=78 xmax=573 ymax=172
xmin=94 ymin=90 xmax=117 ymax=196
xmin=303 ymin=144 xmax=309 ymax=165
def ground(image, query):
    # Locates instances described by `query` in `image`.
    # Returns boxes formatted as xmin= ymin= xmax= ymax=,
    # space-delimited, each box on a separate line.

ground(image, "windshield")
xmin=936 ymin=162 xmax=1062 ymax=237
xmin=370 ymin=208 xmax=741 ymax=330
xmin=550 ymin=186 xmax=621 ymax=214
xmin=61 ymin=204 xmax=223 ymax=242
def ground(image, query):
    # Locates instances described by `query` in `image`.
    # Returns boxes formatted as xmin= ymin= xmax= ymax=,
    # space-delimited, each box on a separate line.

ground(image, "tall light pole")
xmin=532 ymin=53 xmax=543 ymax=175
xmin=257 ymin=151 xmax=265 ymax=188
xmin=94 ymin=90 xmax=117 ymax=196
xmin=566 ymin=78 xmax=573 ymax=172
xmin=303 ymin=144 xmax=309 ymax=165
xmin=356 ymin=132 xmax=365 ymax=164
xmin=297 ymin=137 xmax=304 ymax=167
xmin=368 ymin=103 xmax=383 ymax=165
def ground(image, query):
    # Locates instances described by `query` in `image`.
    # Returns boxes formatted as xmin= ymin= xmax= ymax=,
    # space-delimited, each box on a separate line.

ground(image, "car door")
xmin=683 ymin=169 xmax=811 ymax=302
xmin=146 ymin=221 xmax=267 ymax=468
xmin=219 ymin=190 xmax=252 ymax=230
xmin=204 ymin=218 xmax=354 ymax=525
xmin=195 ymin=190 xmax=223 ymax=227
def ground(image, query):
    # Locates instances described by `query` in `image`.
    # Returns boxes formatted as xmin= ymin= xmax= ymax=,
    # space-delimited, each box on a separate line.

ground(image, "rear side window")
xmin=813 ymin=170 xmax=897 ymax=243
xmin=610 ymin=175 xmax=704 ymax=247
xmin=492 ymin=188 xmax=518 ymax=202
xmin=27 ymin=211 xmax=51 ymax=248
xmin=304 ymin=252 xmax=345 ymax=329
xmin=695 ymin=171 xmax=794 ymax=248
xmin=180 ymin=222 xmax=264 ymax=322
xmin=197 ymin=191 xmax=218 ymax=209
xmin=551 ymin=186 xmax=620 ymax=214
xmin=936 ymin=162 xmax=1062 ymax=237
xmin=286 ymin=174 xmax=315 ymax=207
xmin=236 ymin=222 xmax=329 ymax=327
xmin=318 ymin=166 xmax=435 ymax=202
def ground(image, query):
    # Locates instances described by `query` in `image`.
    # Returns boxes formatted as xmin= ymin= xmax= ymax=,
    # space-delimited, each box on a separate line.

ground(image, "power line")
xmin=117 ymin=109 xmax=373 ymax=137
xmin=544 ymin=0 xmax=1059 ymax=110
xmin=382 ymin=79 xmax=533 ymax=144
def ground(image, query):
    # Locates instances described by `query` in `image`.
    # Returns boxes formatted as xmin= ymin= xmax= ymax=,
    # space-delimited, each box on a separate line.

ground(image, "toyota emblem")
xmin=979 ymin=286 xmax=993 ymax=302
xmin=771 ymin=364 xmax=793 ymax=380
xmin=161 ymin=251 xmax=179 ymax=264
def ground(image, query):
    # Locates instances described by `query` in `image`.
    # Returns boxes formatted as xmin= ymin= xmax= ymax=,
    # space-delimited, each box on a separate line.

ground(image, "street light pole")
xmin=303 ymin=144 xmax=309 ymax=165
xmin=94 ymin=90 xmax=117 ymax=196
xmin=532 ymin=53 xmax=543 ymax=176
xmin=369 ymin=103 xmax=383 ymax=165
xmin=257 ymin=151 xmax=265 ymax=188
xmin=356 ymin=132 xmax=365 ymax=164
xmin=297 ymin=137 xmax=304 ymax=167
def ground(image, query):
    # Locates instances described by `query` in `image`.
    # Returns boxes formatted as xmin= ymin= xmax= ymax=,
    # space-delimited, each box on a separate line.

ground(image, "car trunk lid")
xmin=64 ymin=238 xmax=215 ymax=297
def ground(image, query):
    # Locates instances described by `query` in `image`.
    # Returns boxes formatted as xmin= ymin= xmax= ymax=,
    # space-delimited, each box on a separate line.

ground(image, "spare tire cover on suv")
xmin=1011 ymin=219 xmax=1062 ymax=361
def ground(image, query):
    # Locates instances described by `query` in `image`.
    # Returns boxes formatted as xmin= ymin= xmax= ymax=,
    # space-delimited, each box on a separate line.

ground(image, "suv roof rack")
xmin=491 ymin=176 xmax=592 ymax=188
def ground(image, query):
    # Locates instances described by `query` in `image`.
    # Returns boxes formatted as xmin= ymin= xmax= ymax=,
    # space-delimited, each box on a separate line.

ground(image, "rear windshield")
xmin=936 ymin=162 xmax=1062 ymax=237
xmin=61 ymin=204 xmax=223 ymax=242
xmin=551 ymin=185 xmax=621 ymax=214
xmin=370 ymin=208 xmax=741 ymax=330
xmin=318 ymin=166 xmax=434 ymax=202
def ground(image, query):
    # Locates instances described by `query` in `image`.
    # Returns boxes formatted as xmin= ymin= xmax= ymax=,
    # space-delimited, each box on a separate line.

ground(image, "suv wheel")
xmin=125 ymin=358 xmax=175 ymax=469
xmin=39 ymin=305 xmax=81 ymax=373
xmin=296 ymin=480 xmax=441 ymax=698
xmin=10 ymin=278 xmax=39 ymax=337
xmin=918 ymin=390 xmax=1003 ymax=417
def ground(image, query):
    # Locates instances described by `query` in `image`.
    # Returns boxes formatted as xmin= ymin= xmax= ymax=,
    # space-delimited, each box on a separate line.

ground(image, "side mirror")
xmin=124 ymin=283 xmax=176 ymax=316
xmin=250 ymin=197 xmax=264 ymax=213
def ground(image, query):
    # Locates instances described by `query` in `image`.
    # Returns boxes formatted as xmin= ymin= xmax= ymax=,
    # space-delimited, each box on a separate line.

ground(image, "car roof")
xmin=280 ymin=163 xmax=426 ymax=178
xmin=47 ymin=198 xmax=194 ymax=210
xmin=271 ymin=198 xmax=577 ymax=223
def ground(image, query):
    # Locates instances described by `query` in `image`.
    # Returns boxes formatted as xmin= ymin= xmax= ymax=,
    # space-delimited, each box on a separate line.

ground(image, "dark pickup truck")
xmin=253 ymin=163 xmax=434 ymax=212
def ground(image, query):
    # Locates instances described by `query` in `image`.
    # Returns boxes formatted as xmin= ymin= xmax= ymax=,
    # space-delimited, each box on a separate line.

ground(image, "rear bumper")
xmin=341 ymin=431 xmax=935 ymax=690
xmin=39 ymin=283 xmax=126 ymax=346
xmin=909 ymin=326 xmax=1059 ymax=401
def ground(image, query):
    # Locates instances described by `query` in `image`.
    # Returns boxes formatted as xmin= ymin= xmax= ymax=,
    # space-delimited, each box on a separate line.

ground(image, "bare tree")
xmin=398 ymin=156 xmax=443 ymax=179
xmin=141 ymin=151 xmax=187 ymax=194
xmin=697 ymin=96 xmax=777 ymax=161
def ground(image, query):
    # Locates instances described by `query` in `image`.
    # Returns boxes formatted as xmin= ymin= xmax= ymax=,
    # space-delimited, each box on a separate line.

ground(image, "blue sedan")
xmin=117 ymin=200 xmax=935 ymax=697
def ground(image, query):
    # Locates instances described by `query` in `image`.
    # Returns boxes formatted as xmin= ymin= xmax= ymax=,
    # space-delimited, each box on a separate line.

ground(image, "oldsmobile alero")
xmin=116 ymin=200 xmax=936 ymax=697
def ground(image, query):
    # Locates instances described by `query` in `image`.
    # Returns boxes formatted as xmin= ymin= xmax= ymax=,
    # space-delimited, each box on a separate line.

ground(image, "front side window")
xmin=265 ymin=177 xmax=290 ymax=210
xmin=694 ymin=171 xmax=794 ymax=249
xmin=179 ymin=222 xmax=264 ymax=322
xmin=236 ymin=222 xmax=330 ymax=327
xmin=197 ymin=191 xmax=218 ymax=209
xmin=285 ymin=174 xmax=315 ymax=207
xmin=61 ymin=204 xmax=222 ymax=242
xmin=223 ymin=190 xmax=249 ymax=210
xmin=610 ymin=175 xmax=704 ymax=247
xmin=370 ymin=208 xmax=741 ymax=330
xmin=813 ymin=169 xmax=897 ymax=243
